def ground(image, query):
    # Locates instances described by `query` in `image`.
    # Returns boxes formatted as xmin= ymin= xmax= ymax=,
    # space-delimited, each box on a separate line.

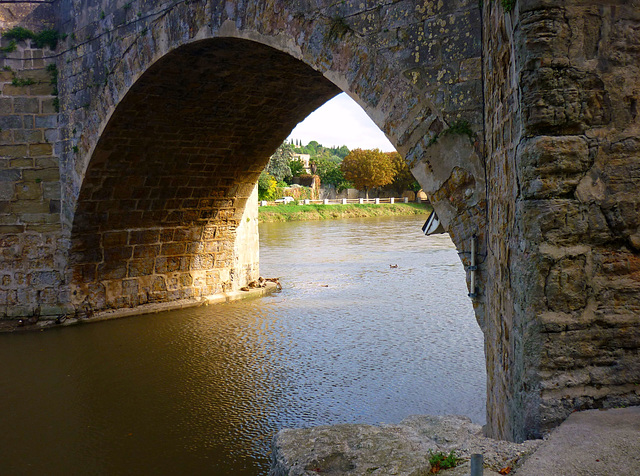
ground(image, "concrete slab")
xmin=514 ymin=407 xmax=640 ymax=476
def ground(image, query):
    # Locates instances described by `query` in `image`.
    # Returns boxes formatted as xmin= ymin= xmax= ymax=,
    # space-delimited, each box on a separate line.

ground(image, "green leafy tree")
xmin=313 ymin=156 xmax=349 ymax=189
xmin=289 ymin=158 xmax=306 ymax=177
xmin=267 ymin=142 xmax=294 ymax=182
xmin=258 ymin=171 xmax=278 ymax=201
xmin=385 ymin=151 xmax=420 ymax=195
xmin=335 ymin=145 xmax=350 ymax=159
xmin=341 ymin=148 xmax=395 ymax=199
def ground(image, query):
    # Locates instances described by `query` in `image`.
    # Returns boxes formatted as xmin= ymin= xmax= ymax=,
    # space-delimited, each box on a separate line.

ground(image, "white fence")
xmin=260 ymin=197 xmax=424 ymax=207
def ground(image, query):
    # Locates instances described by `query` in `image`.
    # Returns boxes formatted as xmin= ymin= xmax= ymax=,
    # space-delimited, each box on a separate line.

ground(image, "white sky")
xmin=287 ymin=93 xmax=396 ymax=152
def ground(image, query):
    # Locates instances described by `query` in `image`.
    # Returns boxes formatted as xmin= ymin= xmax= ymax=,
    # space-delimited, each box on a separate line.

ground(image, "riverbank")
xmin=258 ymin=202 xmax=431 ymax=223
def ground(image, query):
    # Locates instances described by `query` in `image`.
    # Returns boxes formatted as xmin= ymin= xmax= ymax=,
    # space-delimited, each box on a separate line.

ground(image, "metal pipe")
xmin=471 ymin=453 xmax=483 ymax=476
xmin=468 ymin=234 xmax=477 ymax=299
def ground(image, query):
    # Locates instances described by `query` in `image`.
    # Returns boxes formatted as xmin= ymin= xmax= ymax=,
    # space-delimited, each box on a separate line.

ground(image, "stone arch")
xmin=67 ymin=37 xmax=342 ymax=310
xmin=61 ymin=1 xmax=486 ymax=318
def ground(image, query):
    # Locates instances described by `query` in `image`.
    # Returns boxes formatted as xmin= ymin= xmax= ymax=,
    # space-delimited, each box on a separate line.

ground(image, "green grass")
xmin=258 ymin=202 xmax=430 ymax=223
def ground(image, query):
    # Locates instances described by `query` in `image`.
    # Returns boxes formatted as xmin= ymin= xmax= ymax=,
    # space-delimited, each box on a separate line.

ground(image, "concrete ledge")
xmin=0 ymin=282 xmax=278 ymax=333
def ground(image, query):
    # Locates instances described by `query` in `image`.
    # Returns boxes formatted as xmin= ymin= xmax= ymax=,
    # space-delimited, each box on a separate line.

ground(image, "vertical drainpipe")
xmin=468 ymin=234 xmax=478 ymax=299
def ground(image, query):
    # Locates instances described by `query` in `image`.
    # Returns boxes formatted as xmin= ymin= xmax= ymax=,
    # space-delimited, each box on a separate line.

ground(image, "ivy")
xmin=2 ymin=26 xmax=60 ymax=50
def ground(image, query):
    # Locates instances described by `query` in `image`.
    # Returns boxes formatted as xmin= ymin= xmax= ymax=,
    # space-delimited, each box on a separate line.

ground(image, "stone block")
xmin=133 ymin=244 xmax=160 ymax=259
xmin=0 ymin=98 xmax=13 ymax=114
xmin=103 ymin=231 xmax=128 ymax=247
xmin=14 ymin=182 xmax=41 ymax=200
xmin=34 ymin=114 xmax=58 ymax=128
xmin=0 ymin=144 xmax=28 ymax=157
xmin=42 ymin=182 xmax=60 ymax=199
xmin=545 ymin=256 xmax=588 ymax=312
xmin=129 ymin=229 xmax=161 ymax=244
xmin=122 ymin=279 xmax=139 ymax=296
xmin=10 ymin=200 xmax=50 ymax=214
xmin=27 ymin=270 xmax=60 ymax=286
xmin=13 ymin=97 xmax=39 ymax=114
xmin=14 ymin=130 xmax=43 ymax=143
xmin=128 ymin=259 xmax=154 ymax=277
xmin=23 ymin=168 xmax=59 ymax=181
xmin=28 ymin=143 xmax=53 ymax=157
xmin=522 ymin=66 xmax=610 ymax=135
xmin=10 ymin=158 xmax=34 ymax=168
xmin=445 ymin=79 xmax=482 ymax=112
xmin=518 ymin=136 xmax=590 ymax=199
xmin=0 ymin=169 xmax=21 ymax=182
xmin=155 ymin=256 xmax=181 ymax=273
xmin=1 ymin=85 xmax=29 ymax=96
xmin=460 ymin=57 xmax=482 ymax=81
xmin=97 ymin=261 xmax=127 ymax=280
xmin=28 ymin=83 xmax=53 ymax=96
xmin=103 ymin=246 xmax=133 ymax=262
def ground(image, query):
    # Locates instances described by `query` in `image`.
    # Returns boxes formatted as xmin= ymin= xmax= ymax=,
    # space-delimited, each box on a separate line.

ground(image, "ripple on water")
xmin=0 ymin=216 xmax=485 ymax=475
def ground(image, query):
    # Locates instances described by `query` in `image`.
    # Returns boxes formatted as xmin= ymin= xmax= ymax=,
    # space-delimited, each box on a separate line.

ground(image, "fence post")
xmin=390 ymin=197 xmax=395 ymax=204
xmin=323 ymin=199 xmax=329 ymax=205
xmin=304 ymin=199 xmax=310 ymax=205
xmin=359 ymin=198 xmax=364 ymax=204
xmin=342 ymin=198 xmax=347 ymax=205
xmin=404 ymin=197 xmax=409 ymax=203
xmin=260 ymin=201 xmax=268 ymax=207
xmin=375 ymin=198 xmax=380 ymax=204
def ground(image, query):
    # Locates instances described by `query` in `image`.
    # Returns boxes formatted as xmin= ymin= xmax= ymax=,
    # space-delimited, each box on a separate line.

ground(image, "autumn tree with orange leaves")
xmin=340 ymin=148 xmax=396 ymax=199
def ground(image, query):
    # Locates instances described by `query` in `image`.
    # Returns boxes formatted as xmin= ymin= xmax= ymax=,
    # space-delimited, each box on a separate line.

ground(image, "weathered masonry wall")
xmin=0 ymin=0 xmax=638 ymax=443
xmin=481 ymin=0 xmax=640 ymax=440
xmin=0 ymin=5 xmax=67 ymax=317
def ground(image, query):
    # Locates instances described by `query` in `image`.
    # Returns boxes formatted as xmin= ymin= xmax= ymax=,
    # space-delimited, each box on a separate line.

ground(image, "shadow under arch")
xmin=68 ymin=37 xmax=345 ymax=312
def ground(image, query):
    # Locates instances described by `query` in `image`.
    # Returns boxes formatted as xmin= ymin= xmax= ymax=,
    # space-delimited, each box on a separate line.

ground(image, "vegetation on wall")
xmin=427 ymin=120 xmax=475 ymax=147
xmin=2 ymin=26 xmax=60 ymax=50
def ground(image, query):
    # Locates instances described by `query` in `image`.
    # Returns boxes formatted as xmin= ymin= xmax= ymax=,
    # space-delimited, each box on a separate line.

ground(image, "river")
xmin=0 ymin=216 xmax=485 ymax=475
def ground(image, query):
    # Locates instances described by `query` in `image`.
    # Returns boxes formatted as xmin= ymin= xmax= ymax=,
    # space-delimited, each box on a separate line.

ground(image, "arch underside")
xmin=69 ymin=38 xmax=340 ymax=310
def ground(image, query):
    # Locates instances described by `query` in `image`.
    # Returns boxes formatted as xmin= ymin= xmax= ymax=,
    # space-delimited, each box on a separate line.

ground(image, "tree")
xmin=266 ymin=142 xmax=294 ymax=182
xmin=340 ymin=148 xmax=395 ymax=199
xmin=385 ymin=151 xmax=420 ymax=195
xmin=313 ymin=155 xmax=350 ymax=190
xmin=258 ymin=171 xmax=278 ymax=201
xmin=289 ymin=158 xmax=306 ymax=177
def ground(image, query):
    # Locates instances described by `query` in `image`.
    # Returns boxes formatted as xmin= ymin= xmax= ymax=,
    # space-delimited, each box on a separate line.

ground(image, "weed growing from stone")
xmin=11 ymin=77 xmax=35 ymax=87
xmin=428 ymin=120 xmax=475 ymax=146
xmin=47 ymin=63 xmax=59 ymax=111
xmin=428 ymin=449 xmax=462 ymax=473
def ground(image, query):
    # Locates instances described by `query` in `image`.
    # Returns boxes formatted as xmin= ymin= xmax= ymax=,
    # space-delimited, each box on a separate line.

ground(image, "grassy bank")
xmin=258 ymin=202 xmax=431 ymax=223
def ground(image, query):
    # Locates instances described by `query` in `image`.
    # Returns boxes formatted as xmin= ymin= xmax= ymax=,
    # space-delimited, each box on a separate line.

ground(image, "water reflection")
xmin=0 ymin=216 xmax=485 ymax=475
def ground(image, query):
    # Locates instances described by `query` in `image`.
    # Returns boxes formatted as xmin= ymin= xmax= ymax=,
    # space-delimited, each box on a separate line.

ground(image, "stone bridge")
xmin=0 ymin=0 xmax=638 ymax=442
